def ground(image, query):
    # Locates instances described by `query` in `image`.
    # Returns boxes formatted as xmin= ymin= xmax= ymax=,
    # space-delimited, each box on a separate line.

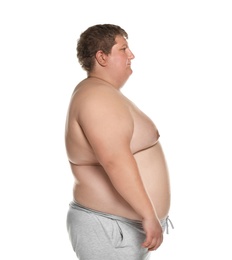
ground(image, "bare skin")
xmin=65 ymin=36 xmax=171 ymax=251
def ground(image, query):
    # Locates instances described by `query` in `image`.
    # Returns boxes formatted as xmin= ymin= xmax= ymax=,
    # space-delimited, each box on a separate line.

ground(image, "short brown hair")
xmin=77 ymin=24 xmax=128 ymax=72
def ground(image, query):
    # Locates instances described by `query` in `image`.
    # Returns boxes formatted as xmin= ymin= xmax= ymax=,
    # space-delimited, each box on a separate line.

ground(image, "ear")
xmin=95 ymin=50 xmax=108 ymax=67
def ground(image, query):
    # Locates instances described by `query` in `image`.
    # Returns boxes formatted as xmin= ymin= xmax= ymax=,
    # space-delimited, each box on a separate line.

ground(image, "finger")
xmin=142 ymin=237 xmax=157 ymax=249
xmin=148 ymin=237 xmax=163 ymax=251
xmin=142 ymin=236 xmax=153 ymax=248
xmin=142 ymin=240 xmax=151 ymax=248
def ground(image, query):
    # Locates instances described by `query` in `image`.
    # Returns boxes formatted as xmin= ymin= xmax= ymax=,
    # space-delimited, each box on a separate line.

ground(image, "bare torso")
xmin=65 ymin=78 xmax=171 ymax=221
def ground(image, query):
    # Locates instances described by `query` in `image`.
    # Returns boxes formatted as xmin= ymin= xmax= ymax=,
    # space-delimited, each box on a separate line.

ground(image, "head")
xmin=77 ymin=24 xmax=128 ymax=72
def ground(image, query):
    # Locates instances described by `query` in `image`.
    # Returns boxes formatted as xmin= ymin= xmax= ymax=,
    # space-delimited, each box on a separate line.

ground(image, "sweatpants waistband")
xmin=69 ymin=201 xmax=174 ymax=234
xmin=69 ymin=201 xmax=143 ymax=228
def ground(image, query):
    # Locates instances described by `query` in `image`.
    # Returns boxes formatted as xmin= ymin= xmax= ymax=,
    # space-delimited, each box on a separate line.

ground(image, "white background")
xmin=0 ymin=0 xmax=232 ymax=259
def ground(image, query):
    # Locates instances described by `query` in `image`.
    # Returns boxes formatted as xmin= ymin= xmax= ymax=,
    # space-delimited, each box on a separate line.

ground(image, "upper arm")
xmin=77 ymin=89 xmax=134 ymax=166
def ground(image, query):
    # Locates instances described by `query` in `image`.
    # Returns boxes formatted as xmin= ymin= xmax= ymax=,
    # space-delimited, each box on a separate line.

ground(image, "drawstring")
xmin=165 ymin=216 xmax=174 ymax=234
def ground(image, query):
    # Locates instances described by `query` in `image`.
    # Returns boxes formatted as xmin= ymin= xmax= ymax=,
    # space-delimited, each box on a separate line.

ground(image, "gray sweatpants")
xmin=66 ymin=201 xmax=173 ymax=260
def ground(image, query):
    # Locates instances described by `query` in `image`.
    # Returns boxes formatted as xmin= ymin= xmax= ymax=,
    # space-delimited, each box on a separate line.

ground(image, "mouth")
xmin=126 ymin=59 xmax=131 ymax=66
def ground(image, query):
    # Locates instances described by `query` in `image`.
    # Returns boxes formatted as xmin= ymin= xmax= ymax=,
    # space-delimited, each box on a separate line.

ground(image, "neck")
xmin=87 ymin=75 xmax=120 ymax=89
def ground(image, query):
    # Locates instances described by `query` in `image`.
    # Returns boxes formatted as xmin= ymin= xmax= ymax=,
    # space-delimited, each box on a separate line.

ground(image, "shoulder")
xmin=73 ymin=79 xmax=127 ymax=111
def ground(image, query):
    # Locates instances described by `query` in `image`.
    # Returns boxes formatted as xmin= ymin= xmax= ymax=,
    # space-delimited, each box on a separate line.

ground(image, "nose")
xmin=127 ymin=49 xmax=135 ymax=59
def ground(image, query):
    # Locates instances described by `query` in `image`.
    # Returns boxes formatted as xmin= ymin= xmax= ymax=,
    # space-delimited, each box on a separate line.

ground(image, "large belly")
xmin=72 ymin=142 xmax=170 ymax=220
xmin=134 ymin=142 xmax=171 ymax=219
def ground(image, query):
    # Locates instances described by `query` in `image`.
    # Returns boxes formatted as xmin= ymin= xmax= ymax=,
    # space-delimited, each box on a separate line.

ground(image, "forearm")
xmin=102 ymin=154 xmax=157 ymax=220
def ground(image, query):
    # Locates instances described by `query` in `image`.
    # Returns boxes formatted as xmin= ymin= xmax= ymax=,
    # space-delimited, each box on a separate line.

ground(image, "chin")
xmin=127 ymin=66 xmax=133 ymax=72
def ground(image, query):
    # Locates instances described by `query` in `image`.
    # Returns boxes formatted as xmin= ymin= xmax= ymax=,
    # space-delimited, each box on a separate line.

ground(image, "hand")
xmin=141 ymin=217 xmax=163 ymax=251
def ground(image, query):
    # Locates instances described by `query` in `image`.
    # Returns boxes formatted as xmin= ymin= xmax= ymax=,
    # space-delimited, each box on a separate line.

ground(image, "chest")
xmin=128 ymin=102 xmax=160 ymax=153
